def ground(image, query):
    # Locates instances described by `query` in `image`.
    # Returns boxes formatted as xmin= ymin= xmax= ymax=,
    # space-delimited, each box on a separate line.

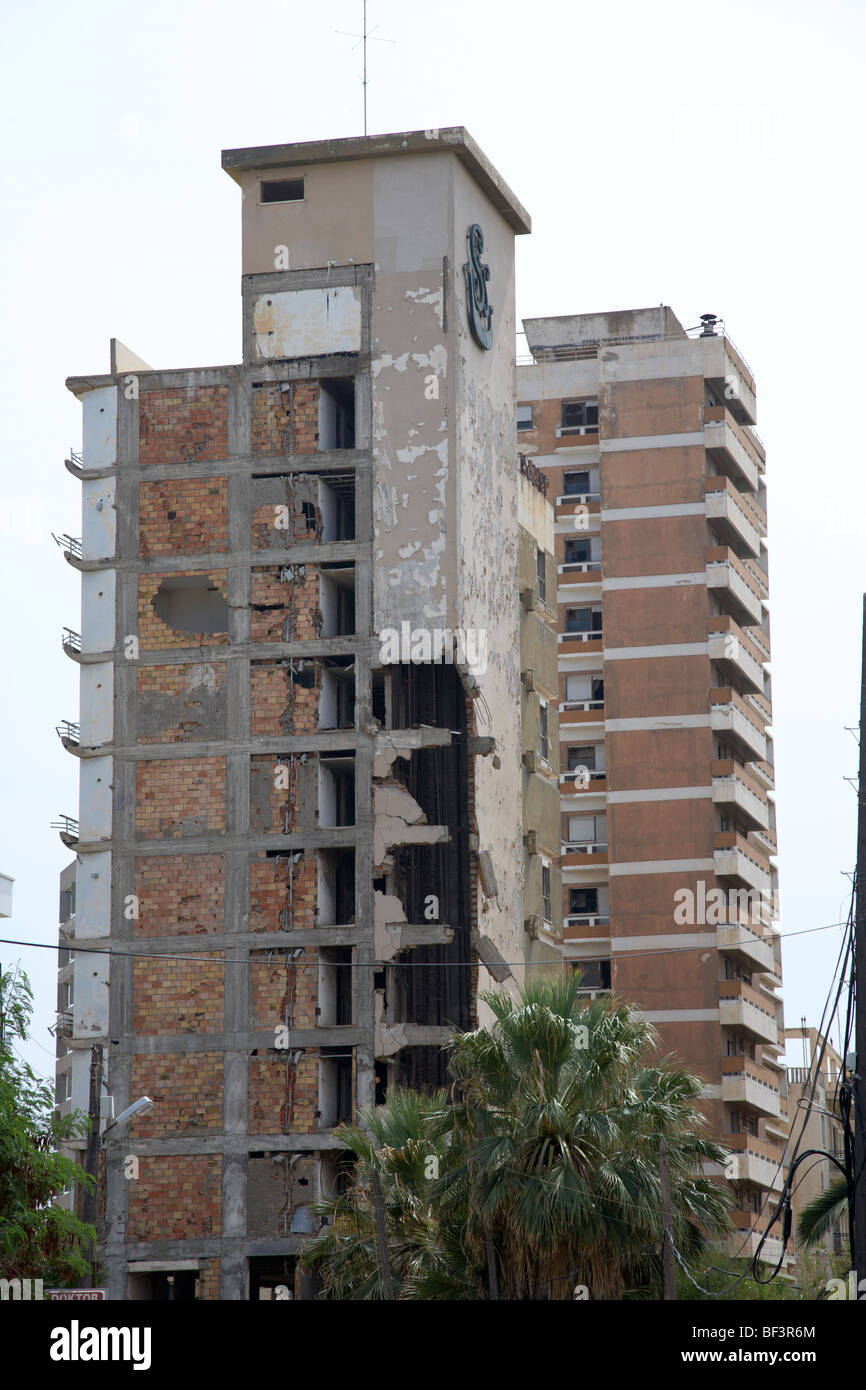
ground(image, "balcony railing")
xmin=562 ymin=841 xmax=608 ymax=857
xmin=705 ymin=477 xmax=765 ymax=555
xmin=51 ymin=815 xmax=80 ymax=845
xmin=556 ymin=490 xmax=600 ymax=506
xmin=61 ymin=627 xmax=82 ymax=656
xmin=560 ymin=770 xmax=606 ymax=786
xmin=55 ymin=721 xmax=80 ymax=748
xmin=559 ymin=561 xmax=601 ymax=576
xmin=703 ymin=405 xmax=766 ymax=490
xmin=708 ymin=616 xmax=767 ymax=692
xmin=719 ymin=979 xmax=779 ymax=1043
xmin=51 ymin=532 xmax=83 ymax=560
xmin=712 ymin=759 xmax=769 ymax=830
xmin=560 ymin=699 xmax=604 ymax=713
xmin=706 ymin=546 xmax=766 ymax=625
xmin=565 ymin=913 xmax=610 ymax=929
xmin=717 ymin=921 xmax=774 ymax=971
xmin=559 ymin=629 xmax=603 ymax=644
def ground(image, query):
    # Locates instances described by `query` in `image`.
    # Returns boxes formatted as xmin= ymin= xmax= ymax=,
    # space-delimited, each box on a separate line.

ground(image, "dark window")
xmin=319 ymin=379 xmax=355 ymax=450
xmin=539 ymin=703 xmax=549 ymax=761
xmin=563 ymin=470 xmax=591 ymax=495
xmin=568 ymin=745 xmax=596 ymax=771
xmin=375 ymin=1062 xmax=388 ymax=1106
xmin=248 ymin=1257 xmax=297 ymax=1301
xmin=336 ymin=494 xmax=355 ymax=541
xmin=261 ymin=178 xmax=304 ymax=204
xmin=566 ymin=607 xmax=602 ymax=635
xmin=336 ymin=1057 xmax=353 ymax=1124
xmin=517 ymin=404 xmax=533 ymax=431
xmin=566 ymin=608 xmax=590 ymax=634
xmin=536 ymin=546 xmax=546 ymax=602
xmin=335 ymin=953 xmax=352 ymax=1025
xmin=561 ymin=400 xmax=599 ymax=432
xmin=542 ymin=865 xmax=552 ymax=921
xmin=569 ymin=887 xmax=598 ymax=915
xmin=574 ymin=959 xmax=611 ymax=989
xmin=564 ymin=537 xmax=591 ymax=564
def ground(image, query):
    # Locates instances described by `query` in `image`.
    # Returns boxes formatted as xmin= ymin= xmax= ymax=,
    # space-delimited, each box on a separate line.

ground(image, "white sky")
xmin=1 ymin=0 xmax=863 ymax=1081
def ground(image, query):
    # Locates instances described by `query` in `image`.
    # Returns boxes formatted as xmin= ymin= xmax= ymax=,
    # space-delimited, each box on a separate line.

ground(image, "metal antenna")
xmin=336 ymin=1 xmax=394 ymax=135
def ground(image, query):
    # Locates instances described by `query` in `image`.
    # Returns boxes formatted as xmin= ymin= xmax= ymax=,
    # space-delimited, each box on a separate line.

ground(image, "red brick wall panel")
xmin=136 ymin=757 xmax=226 ymax=839
xmin=139 ymin=386 xmax=228 ymax=466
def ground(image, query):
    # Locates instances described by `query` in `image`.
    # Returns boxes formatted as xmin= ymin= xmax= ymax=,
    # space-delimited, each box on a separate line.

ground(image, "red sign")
xmin=47 ymin=1289 xmax=106 ymax=1301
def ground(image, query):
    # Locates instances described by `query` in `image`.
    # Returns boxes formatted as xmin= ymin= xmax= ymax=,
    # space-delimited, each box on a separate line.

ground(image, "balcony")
xmin=555 ymin=496 xmax=601 ymax=526
xmin=561 ymin=843 xmax=609 ymax=873
xmin=558 ymin=566 xmax=602 ymax=602
xmin=700 ymin=334 xmax=758 ymax=426
xmin=50 ymin=815 xmax=80 ymax=849
xmin=52 ymin=531 xmax=84 ymax=563
xmin=725 ymin=1134 xmax=784 ymax=1192
xmin=719 ymin=980 xmax=778 ymax=1044
xmin=706 ymin=547 xmax=766 ymax=626
xmin=746 ymin=689 xmax=772 ymax=726
xmin=727 ymin=1214 xmax=785 ymax=1265
xmin=705 ymin=478 xmax=765 ymax=557
xmin=555 ymin=492 xmax=601 ymax=509
xmin=703 ymin=405 xmax=765 ymax=491
xmin=61 ymin=627 xmax=82 ymax=659
xmin=55 ymin=720 xmax=81 ymax=752
xmin=714 ymin=831 xmax=772 ymax=894
xmin=560 ymin=698 xmax=604 ymax=719
xmin=564 ymin=913 xmax=610 ymax=935
xmin=558 ymin=562 xmax=601 ymax=579
xmin=751 ymin=826 xmax=777 ymax=860
xmin=710 ymin=688 xmax=767 ymax=761
xmin=560 ymin=770 xmax=607 ymax=794
xmin=559 ymin=629 xmax=603 ymax=655
xmin=721 ymin=1057 xmax=781 ymax=1118
xmin=765 ymin=1106 xmax=790 ymax=1143
xmin=707 ymin=617 xmax=766 ymax=694
xmin=717 ymin=920 xmax=774 ymax=972
xmin=712 ymin=760 xmax=770 ymax=831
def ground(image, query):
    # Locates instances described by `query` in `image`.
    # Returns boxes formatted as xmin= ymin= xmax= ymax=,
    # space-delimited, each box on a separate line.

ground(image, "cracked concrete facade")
xmin=57 ymin=128 xmax=557 ymax=1301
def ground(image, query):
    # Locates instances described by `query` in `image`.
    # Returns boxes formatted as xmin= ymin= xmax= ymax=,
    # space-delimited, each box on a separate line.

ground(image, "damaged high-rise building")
xmin=54 ymin=129 xmax=563 ymax=1299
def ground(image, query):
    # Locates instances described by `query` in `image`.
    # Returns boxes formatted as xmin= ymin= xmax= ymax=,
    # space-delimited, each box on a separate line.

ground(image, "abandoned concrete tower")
xmin=55 ymin=129 xmax=567 ymax=1299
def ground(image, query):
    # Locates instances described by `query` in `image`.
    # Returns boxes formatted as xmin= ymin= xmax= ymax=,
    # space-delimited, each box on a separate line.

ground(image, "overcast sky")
xmin=1 ymin=0 xmax=863 ymax=1080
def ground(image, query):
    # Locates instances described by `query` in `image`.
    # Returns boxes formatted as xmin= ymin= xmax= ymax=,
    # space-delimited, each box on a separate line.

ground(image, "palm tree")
xmin=443 ymin=973 xmax=731 ymax=1299
xmin=301 ymin=1087 xmax=485 ymax=1299
xmin=302 ymin=975 xmax=731 ymax=1299
xmin=797 ymin=1176 xmax=848 ymax=1250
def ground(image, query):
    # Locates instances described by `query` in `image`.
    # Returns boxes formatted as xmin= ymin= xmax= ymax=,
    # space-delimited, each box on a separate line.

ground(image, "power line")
xmin=0 ymin=916 xmax=848 ymax=970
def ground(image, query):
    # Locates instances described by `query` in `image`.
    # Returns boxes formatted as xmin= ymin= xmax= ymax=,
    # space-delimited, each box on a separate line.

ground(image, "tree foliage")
xmin=303 ymin=976 xmax=732 ymax=1299
xmin=0 ymin=965 xmax=96 ymax=1284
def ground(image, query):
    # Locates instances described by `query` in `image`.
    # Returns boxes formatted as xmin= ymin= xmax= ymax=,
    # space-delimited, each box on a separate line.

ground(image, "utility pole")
xmin=659 ymin=1139 xmax=677 ymax=1300
xmin=370 ymin=1166 xmax=394 ymax=1300
xmin=853 ymin=594 xmax=866 ymax=1286
xmin=79 ymin=1043 xmax=103 ymax=1288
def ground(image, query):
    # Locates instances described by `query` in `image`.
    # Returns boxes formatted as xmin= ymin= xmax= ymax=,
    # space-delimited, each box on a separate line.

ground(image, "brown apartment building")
xmin=53 ymin=128 xmax=566 ymax=1300
xmin=517 ymin=307 xmax=787 ymax=1264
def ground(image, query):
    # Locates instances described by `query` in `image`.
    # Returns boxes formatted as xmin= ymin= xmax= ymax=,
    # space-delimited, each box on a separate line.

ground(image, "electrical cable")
xmin=0 ymin=916 xmax=849 ymax=969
